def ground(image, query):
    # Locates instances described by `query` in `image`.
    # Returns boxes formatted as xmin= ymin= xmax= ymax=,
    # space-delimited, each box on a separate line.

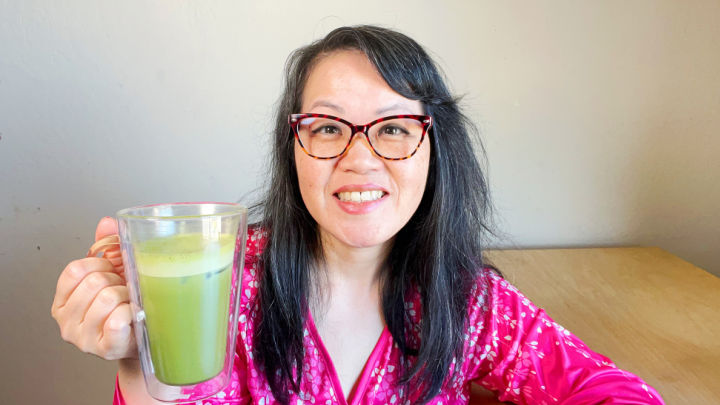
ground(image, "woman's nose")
xmin=338 ymin=132 xmax=382 ymax=172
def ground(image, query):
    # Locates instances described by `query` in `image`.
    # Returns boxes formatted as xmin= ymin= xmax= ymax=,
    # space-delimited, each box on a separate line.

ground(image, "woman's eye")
xmin=380 ymin=126 xmax=408 ymax=136
xmin=312 ymin=125 xmax=341 ymax=135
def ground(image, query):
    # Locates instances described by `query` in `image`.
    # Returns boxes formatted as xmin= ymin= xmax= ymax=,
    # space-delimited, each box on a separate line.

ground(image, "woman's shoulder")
xmin=244 ymin=224 xmax=268 ymax=261
xmin=466 ymin=266 xmax=537 ymax=323
xmin=405 ymin=267 xmax=510 ymax=331
xmin=238 ymin=225 xmax=267 ymax=313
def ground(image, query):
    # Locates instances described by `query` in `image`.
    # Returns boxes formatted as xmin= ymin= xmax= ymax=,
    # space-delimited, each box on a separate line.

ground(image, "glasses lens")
xmin=369 ymin=118 xmax=425 ymax=159
xmin=296 ymin=117 xmax=351 ymax=158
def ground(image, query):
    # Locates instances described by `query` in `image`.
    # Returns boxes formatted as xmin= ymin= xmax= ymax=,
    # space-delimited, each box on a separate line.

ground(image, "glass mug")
xmin=117 ymin=202 xmax=248 ymax=402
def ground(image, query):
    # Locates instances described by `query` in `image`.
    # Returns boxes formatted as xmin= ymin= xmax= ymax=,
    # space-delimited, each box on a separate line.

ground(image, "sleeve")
xmin=113 ymin=374 xmax=124 ymax=405
xmin=463 ymin=271 xmax=664 ymax=405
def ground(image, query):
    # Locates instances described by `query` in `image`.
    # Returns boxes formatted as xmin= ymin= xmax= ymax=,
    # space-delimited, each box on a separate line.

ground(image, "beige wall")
xmin=459 ymin=2 xmax=720 ymax=275
xmin=1 ymin=1 xmax=718 ymax=403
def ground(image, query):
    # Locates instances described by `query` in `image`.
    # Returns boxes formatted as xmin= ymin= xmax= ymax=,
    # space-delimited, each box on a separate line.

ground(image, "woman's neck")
xmin=319 ymin=230 xmax=391 ymax=286
xmin=309 ymin=230 xmax=391 ymax=321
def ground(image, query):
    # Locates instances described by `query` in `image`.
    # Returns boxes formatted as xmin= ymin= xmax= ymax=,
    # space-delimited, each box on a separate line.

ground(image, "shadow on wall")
xmin=628 ymin=107 xmax=719 ymax=275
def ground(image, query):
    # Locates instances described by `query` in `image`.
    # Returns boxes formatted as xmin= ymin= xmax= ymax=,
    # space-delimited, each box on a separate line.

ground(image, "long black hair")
xmin=254 ymin=25 xmax=496 ymax=403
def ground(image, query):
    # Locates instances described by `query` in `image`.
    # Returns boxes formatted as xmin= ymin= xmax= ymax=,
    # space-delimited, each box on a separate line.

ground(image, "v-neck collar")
xmin=306 ymin=309 xmax=390 ymax=405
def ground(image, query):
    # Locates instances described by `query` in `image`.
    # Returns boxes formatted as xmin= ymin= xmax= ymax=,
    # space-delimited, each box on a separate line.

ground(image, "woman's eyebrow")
xmin=308 ymin=100 xmax=345 ymax=113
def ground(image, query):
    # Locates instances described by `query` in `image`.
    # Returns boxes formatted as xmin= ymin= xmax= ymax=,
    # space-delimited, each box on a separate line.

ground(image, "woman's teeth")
xmin=337 ymin=190 xmax=385 ymax=202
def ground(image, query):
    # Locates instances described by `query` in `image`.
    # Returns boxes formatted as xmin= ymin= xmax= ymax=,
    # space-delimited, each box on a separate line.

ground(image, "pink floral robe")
xmin=114 ymin=227 xmax=664 ymax=404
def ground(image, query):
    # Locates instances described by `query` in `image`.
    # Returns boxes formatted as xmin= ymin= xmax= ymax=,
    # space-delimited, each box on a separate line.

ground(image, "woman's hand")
xmin=51 ymin=217 xmax=137 ymax=360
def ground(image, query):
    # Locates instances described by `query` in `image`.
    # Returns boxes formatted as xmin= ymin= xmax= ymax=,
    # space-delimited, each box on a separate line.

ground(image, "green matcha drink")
xmin=135 ymin=233 xmax=235 ymax=386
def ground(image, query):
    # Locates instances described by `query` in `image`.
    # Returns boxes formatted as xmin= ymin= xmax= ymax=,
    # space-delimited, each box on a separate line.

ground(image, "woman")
xmin=51 ymin=26 xmax=664 ymax=404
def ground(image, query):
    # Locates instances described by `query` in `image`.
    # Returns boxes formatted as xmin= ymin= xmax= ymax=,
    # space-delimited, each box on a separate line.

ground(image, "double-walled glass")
xmin=117 ymin=202 xmax=248 ymax=402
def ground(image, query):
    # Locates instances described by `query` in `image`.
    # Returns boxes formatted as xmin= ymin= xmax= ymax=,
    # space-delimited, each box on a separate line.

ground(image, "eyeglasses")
xmin=289 ymin=113 xmax=432 ymax=160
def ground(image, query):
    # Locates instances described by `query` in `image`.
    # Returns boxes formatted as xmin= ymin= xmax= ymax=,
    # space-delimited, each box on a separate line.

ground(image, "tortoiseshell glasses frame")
xmin=289 ymin=113 xmax=433 ymax=161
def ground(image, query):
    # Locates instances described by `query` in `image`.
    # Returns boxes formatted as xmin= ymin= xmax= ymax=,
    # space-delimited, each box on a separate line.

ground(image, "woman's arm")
xmin=464 ymin=271 xmax=664 ymax=404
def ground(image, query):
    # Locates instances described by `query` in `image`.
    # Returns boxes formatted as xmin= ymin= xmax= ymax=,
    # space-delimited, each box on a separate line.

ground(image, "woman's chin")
xmin=322 ymin=227 xmax=394 ymax=251
xmin=341 ymin=235 xmax=388 ymax=249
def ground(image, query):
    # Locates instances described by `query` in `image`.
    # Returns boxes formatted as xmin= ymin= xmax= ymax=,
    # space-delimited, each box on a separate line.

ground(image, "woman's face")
xmin=295 ymin=50 xmax=430 ymax=251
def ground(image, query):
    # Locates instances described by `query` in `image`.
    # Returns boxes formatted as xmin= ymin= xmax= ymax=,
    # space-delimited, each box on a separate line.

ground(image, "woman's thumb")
xmin=95 ymin=216 xmax=119 ymax=242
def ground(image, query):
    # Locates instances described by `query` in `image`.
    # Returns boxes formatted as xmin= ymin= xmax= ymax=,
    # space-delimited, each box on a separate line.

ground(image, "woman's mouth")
xmin=335 ymin=190 xmax=387 ymax=202
xmin=332 ymin=185 xmax=389 ymax=214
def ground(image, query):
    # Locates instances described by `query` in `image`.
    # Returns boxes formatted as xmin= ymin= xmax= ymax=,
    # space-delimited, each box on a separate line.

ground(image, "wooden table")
xmin=468 ymin=247 xmax=720 ymax=404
